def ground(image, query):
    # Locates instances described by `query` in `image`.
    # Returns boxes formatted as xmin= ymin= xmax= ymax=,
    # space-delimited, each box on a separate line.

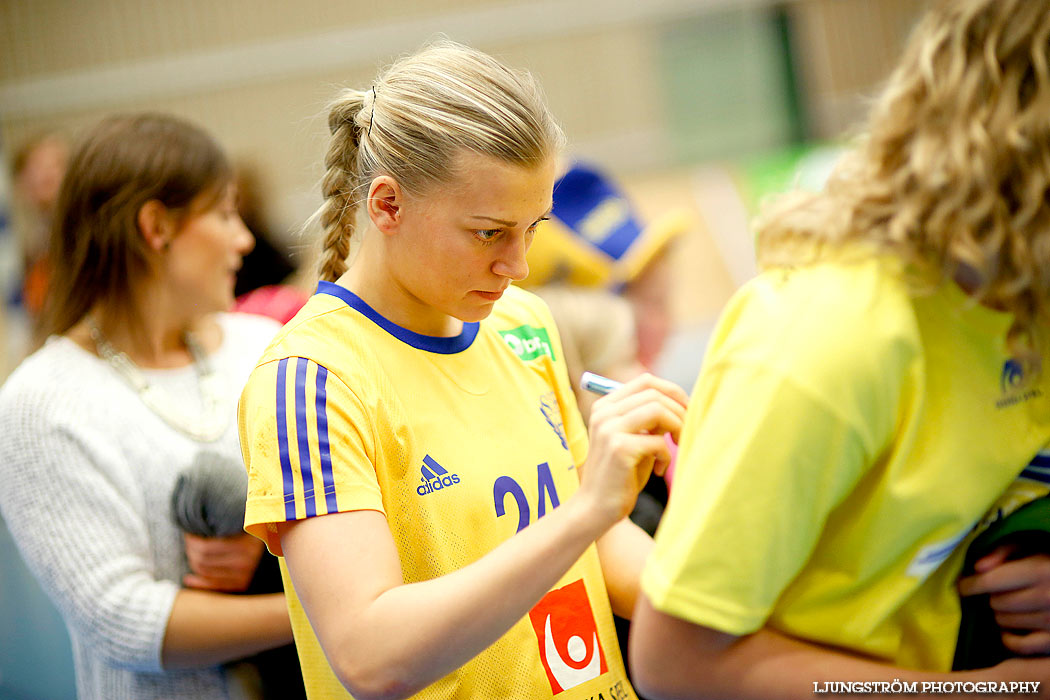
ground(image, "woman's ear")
xmin=137 ymin=200 xmax=175 ymax=252
xmin=366 ymin=176 xmax=403 ymax=236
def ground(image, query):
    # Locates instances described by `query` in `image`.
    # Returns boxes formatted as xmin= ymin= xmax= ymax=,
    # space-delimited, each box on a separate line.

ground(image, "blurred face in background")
xmin=163 ymin=184 xmax=255 ymax=317
xmin=15 ymin=136 xmax=68 ymax=216
xmin=626 ymin=249 xmax=674 ymax=369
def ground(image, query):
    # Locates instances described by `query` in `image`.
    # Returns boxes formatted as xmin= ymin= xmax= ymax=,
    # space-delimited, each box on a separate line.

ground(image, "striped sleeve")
xmin=238 ymin=356 xmax=384 ymax=555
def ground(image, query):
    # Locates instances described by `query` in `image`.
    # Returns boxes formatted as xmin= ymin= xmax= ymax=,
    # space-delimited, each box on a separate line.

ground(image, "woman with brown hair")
xmin=0 ymin=113 xmax=295 ymax=699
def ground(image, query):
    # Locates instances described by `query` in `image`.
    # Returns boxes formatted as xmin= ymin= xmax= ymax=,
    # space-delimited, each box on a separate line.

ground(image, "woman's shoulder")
xmin=216 ymin=311 xmax=283 ymax=349
xmin=0 ymin=337 xmax=110 ymax=439
xmin=1 ymin=336 xmax=99 ymax=401
xmin=742 ymin=256 xmax=912 ymax=330
xmin=712 ymin=256 xmax=920 ymax=379
xmin=238 ymin=297 xmax=383 ymax=389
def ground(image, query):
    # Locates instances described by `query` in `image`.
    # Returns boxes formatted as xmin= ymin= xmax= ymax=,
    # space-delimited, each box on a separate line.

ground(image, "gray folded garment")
xmin=170 ymin=450 xmax=249 ymax=538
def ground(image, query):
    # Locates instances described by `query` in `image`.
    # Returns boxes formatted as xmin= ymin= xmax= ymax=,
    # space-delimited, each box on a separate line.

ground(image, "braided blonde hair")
xmin=756 ymin=0 xmax=1050 ymax=354
xmin=315 ymin=40 xmax=565 ymax=282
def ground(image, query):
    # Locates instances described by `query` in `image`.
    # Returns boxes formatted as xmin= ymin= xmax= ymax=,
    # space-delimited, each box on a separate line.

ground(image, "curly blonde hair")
xmin=756 ymin=0 xmax=1050 ymax=354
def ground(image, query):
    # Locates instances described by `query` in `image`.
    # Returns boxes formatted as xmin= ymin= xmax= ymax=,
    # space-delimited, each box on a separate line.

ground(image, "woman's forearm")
xmin=596 ymin=517 xmax=653 ymax=618
xmin=161 ymin=590 xmax=292 ymax=668
xmin=629 ymin=595 xmax=1050 ymax=700
xmin=285 ymin=498 xmax=609 ymax=700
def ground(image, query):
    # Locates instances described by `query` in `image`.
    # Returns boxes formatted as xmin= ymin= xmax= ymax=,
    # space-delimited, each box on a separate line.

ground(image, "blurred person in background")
xmin=0 ymin=112 xmax=300 ymax=700
xmin=11 ymin=132 xmax=67 ymax=340
xmin=534 ymin=284 xmax=675 ymax=530
xmin=630 ymin=1 xmax=1050 ymax=696
xmin=0 ymin=135 xmax=18 ymax=380
xmin=534 ymin=285 xmax=647 ymax=426
xmin=527 ymin=165 xmax=692 ymax=561
xmin=522 ymin=161 xmax=693 ymax=371
xmin=231 ymin=162 xmax=310 ymax=325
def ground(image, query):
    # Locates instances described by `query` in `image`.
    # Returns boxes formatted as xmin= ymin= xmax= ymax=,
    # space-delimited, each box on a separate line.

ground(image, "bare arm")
xmin=281 ymin=374 xmax=687 ymax=700
xmin=629 ymin=595 xmax=1050 ymax=700
xmin=161 ymin=590 xmax=292 ymax=668
xmin=282 ymin=501 xmax=605 ymax=700
xmin=162 ymin=532 xmax=293 ymax=667
xmin=597 ymin=517 xmax=654 ymax=619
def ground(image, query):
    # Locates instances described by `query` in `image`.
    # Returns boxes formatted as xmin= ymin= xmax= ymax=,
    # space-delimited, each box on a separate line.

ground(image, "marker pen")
xmin=580 ymin=371 xmax=623 ymax=396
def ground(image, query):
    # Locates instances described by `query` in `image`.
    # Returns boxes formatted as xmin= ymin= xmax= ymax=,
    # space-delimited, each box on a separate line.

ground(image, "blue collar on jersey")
xmin=316 ymin=281 xmax=480 ymax=354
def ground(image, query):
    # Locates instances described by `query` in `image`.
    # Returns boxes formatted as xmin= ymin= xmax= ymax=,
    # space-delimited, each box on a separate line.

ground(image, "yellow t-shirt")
xmin=643 ymin=256 xmax=1050 ymax=671
xmin=240 ymin=283 xmax=636 ymax=699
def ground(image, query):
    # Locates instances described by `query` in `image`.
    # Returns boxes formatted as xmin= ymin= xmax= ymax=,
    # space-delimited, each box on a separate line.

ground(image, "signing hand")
xmin=579 ymin=373 xmax=687 ymax=527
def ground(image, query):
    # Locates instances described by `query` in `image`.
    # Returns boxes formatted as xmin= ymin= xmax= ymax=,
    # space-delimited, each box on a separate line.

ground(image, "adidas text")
xmin=417 ymin=473 xmax=460 ymax=495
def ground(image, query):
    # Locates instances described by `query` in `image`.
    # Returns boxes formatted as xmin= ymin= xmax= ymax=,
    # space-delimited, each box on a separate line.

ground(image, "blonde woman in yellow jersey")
xmin=631 ymin=1 xmax=1050 ymax=697
xmin=238 ymin=41 xmax=687 ymax=700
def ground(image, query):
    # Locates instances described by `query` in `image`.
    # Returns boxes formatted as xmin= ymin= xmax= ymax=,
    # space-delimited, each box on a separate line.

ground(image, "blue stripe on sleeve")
xmin=315 ymin=366 xmax=339 ymax=514
xmin=1030 ymin=452 xmax=1050 ymax=469
xmin=1021 ymin=466 xmax=1050 ymax=485
xmin=276 ymin=358 xmax=296 ymax=521
xmin=295 ymin=358 xmax=317 ymax=518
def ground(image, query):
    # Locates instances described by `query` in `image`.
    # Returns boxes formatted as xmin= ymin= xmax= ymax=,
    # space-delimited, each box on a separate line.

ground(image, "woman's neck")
xmin=338 ymin=238 xmax=463 ymax=337
xmin=70 ymin=303 xmax=218 ymax=369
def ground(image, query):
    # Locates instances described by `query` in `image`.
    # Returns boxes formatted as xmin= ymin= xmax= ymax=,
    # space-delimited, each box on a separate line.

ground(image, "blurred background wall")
xmin=0 ymin=1 xmax=928 ymax=697
xmin=1 ymin=0 xmax=929 ymax=370
xmin=1 ymin=0 xmax=929 ymax=266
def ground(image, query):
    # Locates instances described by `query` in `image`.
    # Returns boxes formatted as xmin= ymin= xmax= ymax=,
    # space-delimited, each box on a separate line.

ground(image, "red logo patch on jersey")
xmin=528 ymin=579 xmax=608 ymax=694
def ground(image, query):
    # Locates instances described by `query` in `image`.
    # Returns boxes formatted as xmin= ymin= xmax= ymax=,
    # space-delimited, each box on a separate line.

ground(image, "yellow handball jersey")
xmin=643 ymin=255 xmax=1050 ymax=671
xmin=240 ymin=283 xmax=636 ymax=700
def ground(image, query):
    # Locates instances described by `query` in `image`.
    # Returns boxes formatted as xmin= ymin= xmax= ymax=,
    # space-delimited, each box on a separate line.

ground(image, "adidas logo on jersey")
xmin=997 ymin=357 xmax=1043 ymax=409
xmin=416 ymin=454 xmax=460 ymax=496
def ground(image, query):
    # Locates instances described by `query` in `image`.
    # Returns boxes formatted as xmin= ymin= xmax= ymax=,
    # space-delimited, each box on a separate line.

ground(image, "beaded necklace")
xmin=87 ymin=319 xmax=228 ymax=442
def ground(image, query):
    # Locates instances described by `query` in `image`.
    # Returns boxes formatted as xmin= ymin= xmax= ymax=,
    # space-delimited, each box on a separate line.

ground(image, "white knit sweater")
xmin=0 ymin=312 xmax=280 ymax=700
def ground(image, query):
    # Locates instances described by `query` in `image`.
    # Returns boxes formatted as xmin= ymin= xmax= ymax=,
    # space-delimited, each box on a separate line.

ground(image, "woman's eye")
xmin=475 ymin=229 xmax=500 ymax=241
xmin=528 ymin=216 xmax=550 ymax=233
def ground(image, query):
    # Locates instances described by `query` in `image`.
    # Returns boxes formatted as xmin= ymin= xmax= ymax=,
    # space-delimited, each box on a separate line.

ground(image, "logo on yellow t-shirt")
xmin=528 ymin=579 xmax=608 ymax=694
xmin=415 ymin=455 xmax=461 ymax=496
xmin=500 ymin=325 xmax=555 ymax=362
xmin=997 ymin=357 xmax=1043 ymax=409
xmin=540 ymin=392 xmax=569 ymax=450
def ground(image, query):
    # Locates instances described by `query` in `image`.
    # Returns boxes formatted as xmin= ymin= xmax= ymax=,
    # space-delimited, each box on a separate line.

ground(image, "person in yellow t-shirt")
xmin=238 ymin=41 xmax=687 ymax=700
xmin=520 ymin=162 xmax=692 ymax=370
xmin=630 ymin=1 xmax=1050 ymax=697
